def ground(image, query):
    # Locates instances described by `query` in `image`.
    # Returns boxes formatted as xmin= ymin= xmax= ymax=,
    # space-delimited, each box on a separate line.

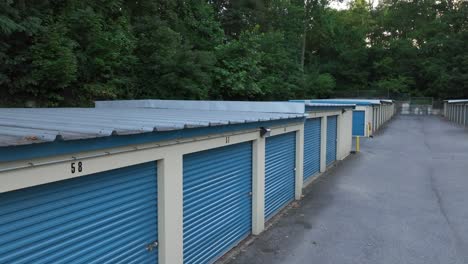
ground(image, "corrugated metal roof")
xmin=305 ymin=103 xmax=356 ymax=107
xmin=0 ymin=108 xmax=305 ymax=147
xmin=97 ymin=99 xmax=359 ymax=112
xmin=447 ymin=99 xmax=468 ymax=104
xmin=291 ymin=99 xmax=381 ymax=106
xmin=96 ymin=100 xmax=305 ymax=114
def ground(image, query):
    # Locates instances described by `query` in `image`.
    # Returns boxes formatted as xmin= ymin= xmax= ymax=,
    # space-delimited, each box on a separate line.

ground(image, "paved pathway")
xmin=227 ymin=115 xmax=468 ymax=264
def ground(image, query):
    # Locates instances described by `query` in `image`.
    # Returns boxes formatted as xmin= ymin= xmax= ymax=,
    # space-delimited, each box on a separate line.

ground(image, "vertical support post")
xmin=320 ymin=116 xmax=327 ymax=173
xmin=158 ymin=156 xmax=184 ymax=264
xmin=252 ymin=137 xmax=265 ymax=235
xmin=356 ymin=136 xmax=360 ymax=152
xmin=377 ymin=107 xmax=380 ymax=129
xmin=295 ymin=125 xmax=304 ymax=200
xmin=365 ymin=108 xmax=370 ymax=137
xmin=336 ymin=113 xmax=343 ymax=160
xmin=380 ymin=106 xmax=383 ymax=125
xmin=373 ymin=107 xmax=376 ymax=132
xmin=379 ymin=107 xmax=381 ymax=126
xmin=381 ymin=106 xmax=383 ymax=125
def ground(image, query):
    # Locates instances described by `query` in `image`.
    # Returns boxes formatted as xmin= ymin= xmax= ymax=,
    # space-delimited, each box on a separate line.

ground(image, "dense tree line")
xmin=0 ymin=0 xmax=467 ymax=106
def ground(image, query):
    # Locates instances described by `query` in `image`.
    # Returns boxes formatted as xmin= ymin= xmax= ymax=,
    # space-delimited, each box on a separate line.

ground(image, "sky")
xmin=329 ymin=0 xmax=380 ymax=10
xmin=329 ymin=0 xmax=350 ymax=10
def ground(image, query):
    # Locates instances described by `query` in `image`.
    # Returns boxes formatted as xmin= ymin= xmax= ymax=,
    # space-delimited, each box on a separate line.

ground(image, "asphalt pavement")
xmin=226 ymin=115 xmax=468 ymax=264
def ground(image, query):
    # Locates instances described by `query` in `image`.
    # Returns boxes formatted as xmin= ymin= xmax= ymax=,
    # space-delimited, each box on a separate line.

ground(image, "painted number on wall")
xmin=71 ymin=161 xmax=83 ymax=174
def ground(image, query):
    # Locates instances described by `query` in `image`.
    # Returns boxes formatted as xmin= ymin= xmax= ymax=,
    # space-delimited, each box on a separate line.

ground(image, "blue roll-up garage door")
xmin=326 ymin=116 xmax=338 ymax=165
xmin=352 ymin=111 xmax=365 ymax=136
xmin=0 ymin=162 xmax=158 ymax=264
xmin=303 ymin=118 xmax=321 ymax=181
xmin=265 ymin=132 xmax=296 ymax=219
xmin=183 ymin=142 xmax=252 ymax=264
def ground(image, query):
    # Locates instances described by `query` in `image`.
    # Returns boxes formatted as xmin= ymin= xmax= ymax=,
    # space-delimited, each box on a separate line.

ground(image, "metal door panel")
xmin=326 ymin=116 xmax=338 ymax=165
xmin=352 ymin=111 xmax=365 ymax=136
xmin=0 ymin=162 xmax=158 ymax=264
xmin=265 ymin=132 xmax=296 ymax=219
xmin=183 ymin=142 xmax=252 ymax=264
xmin=303 ymin=118 xmax=321 ymax=180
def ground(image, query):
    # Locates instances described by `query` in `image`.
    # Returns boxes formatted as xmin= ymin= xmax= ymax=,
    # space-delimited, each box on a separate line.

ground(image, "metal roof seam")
xmin=0 ymin=104 xmax=310 ymax=147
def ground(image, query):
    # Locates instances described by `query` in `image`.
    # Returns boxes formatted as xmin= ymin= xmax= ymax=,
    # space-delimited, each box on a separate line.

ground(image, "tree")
xmin=1 ymin=0 xmax=467 ymax=106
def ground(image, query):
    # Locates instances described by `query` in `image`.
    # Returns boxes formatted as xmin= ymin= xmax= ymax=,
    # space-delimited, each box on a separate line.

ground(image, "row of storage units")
xmin=0 ymin=100 xmax=354 ymax=264
xmin=293 ymin=99 xmax=396 ymax=137
xmin=443 ymin=100 xmax=468 ymax=126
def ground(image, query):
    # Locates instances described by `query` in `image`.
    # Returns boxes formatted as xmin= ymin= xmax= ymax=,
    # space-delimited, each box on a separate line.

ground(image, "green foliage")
xmin=212 ymin=30 xmax=264 ymax=99
xmin=30 ymin=23 xmax=77 ymax=105
xmin=0 ymin=0 xmax=467 ymax=106
xmin=373 ymin=76 xmax=413 ymax=94
xmin=304 ymin=72 xmax=336 ymax=98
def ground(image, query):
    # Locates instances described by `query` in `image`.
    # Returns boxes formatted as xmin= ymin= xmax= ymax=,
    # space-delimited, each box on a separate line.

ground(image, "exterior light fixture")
xmin=260 ymin=127 xmax=271 ymax=137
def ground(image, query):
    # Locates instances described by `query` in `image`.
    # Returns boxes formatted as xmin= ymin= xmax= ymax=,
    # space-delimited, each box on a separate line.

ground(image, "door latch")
xmin=146 ymin=241 xmax=158 ymax=252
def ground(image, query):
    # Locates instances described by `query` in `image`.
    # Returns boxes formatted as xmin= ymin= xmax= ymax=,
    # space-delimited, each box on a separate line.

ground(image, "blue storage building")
xmin=0 ymin=103 xmax=306 ymax=264
xmin=297 ymin=99 xmax=396 ymax=137
xmin=300 ymin=103 xmax=355 ymax=186
xmin=0 ymin=99 xmax=357 ymax=264
xmin=444 ymin=100 xmax=468 ymax=126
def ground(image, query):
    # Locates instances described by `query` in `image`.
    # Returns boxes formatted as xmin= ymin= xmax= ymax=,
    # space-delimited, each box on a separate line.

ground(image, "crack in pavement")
xmin=428 ymin=168 xmax=467 ymax=264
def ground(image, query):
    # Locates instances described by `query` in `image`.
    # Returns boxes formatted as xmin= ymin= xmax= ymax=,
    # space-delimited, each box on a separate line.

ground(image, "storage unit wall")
xmin=297 ymin=103 xmax=354 ymax=187
xmin=444 ymin=100 xmax=468 ymax=127
xmin=380 ymin=100 xmax=394 ymax=125
xmin=299 ymin=99 xmax=386 ymax=137
xmin=0 ymin=103 xmax=305 ymax=264
xmin=0 ymin=99 xmax=357 ymax=264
